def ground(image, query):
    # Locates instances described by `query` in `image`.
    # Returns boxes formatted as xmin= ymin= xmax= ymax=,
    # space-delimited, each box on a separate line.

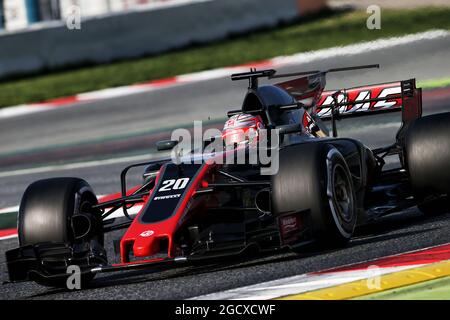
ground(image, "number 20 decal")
xmin=158 ymin=178 xmax=190 ymax=192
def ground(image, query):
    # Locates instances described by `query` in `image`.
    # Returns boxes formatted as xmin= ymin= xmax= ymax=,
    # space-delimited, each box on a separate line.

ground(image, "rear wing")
xmin=314 ymin=79 xmax=422 ymax=140
xmin=315 ymin=79 xmax=422 ymax=122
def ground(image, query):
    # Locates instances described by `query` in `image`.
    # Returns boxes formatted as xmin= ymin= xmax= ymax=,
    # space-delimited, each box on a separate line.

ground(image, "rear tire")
xmin=405 ymin=112 xmax=450 ymax=215
xmin=272 ymin=143 xmax=357 ymax=248
xmin=18 ymin=178 xmax=106 ymax=287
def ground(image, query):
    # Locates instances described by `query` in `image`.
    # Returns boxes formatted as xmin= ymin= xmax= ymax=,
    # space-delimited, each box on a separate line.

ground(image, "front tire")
xmin=272 ymin=143 xmax=357 ymax=248
xmin=18 ymin=177 xmax=106 ymax=287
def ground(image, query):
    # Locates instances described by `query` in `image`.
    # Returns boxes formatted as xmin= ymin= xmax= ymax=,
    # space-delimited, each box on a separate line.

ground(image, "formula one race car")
xmin=6 ymin=65 xmax=450 ymax=287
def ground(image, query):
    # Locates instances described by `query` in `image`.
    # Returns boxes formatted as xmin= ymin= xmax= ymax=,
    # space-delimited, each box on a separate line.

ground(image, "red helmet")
xmin=222 ymin=113 xmax=265 ymax=147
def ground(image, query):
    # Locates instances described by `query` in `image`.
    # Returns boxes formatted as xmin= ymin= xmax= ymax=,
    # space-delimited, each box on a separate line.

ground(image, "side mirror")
xmin=143 ymin=163 xmax=162 ymax=180
xmin=277 ymin=123 xmax=302 ymax=135
xmin=156 ymin=140 xmax=178 ymax=151
xmin=278 ymin=102 xmax=303 ymax=111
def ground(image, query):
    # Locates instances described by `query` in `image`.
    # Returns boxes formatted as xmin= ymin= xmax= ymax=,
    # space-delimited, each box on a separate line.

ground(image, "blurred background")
xmin=2 ymin=0 xmax=449 ymax=32
xmin=4 ymin=1 xmax=262 ymax=31
xmin=1 ymin=0 xmax=194 ymax=31
xmin=0 ymin=0 xmax=326 ymax=80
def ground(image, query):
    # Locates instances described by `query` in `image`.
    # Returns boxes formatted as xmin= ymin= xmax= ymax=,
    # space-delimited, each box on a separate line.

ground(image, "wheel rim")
xmin=332 ymin=164 xmax=354 ymax=223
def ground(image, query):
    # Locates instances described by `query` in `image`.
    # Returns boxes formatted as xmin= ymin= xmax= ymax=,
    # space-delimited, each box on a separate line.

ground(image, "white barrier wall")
xmin=59 ymin=0 xmax=110 ymax=18
xmin=0 ymin=0 xmax=326 ymax=79
xmin=59 ymin=0 xmax=173 ymax=19
xmin=3 ymin=0 xmax=29 ymax=30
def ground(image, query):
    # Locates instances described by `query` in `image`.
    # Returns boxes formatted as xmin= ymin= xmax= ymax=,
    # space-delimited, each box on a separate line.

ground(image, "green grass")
xmin=418 ymin=77 xmax=450 ymax=89
xmin=0 ymin=212 xmax=17 ymax=230
xmin=1 ymin=7 xmax=450 ymax=108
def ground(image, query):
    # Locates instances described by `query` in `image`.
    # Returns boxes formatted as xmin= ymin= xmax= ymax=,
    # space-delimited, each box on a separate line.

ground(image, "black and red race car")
xmin=6 ymin=65 xmax=450 ymax=287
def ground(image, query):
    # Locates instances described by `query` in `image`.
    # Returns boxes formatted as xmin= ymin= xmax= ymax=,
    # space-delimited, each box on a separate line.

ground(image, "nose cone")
xmin=133 ymin=236 xmax=157 ymax=257
xmin=119 ymin=162 xmax=206 ymax=263
xmin=120 ymin=224 xmax=173 ymax=262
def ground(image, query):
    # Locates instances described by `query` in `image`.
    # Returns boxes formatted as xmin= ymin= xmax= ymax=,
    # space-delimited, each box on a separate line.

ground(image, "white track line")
xmin=0 ymin=202 xmax=143 ymax=241
xmin=0 ymin=234 xmax=19 ymax=241
xmin=271 ymin=29 xmax=450 ymax=66
xmin=0 ymin=203 xmax=143 ymax=218
xmin=0 ymin=104 xmax=51 ymax=118
xmin=0 ymin=153 xmax=167 ymax=178
xmin=77 ymin=86 xmax=153 ymax=101
xmin=0 ymin=206 xmax=19 ymax=215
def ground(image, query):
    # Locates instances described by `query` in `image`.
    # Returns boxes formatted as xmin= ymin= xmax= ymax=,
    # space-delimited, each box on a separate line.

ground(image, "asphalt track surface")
xmin=1 ymin=34 xmax=450 ymax=299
